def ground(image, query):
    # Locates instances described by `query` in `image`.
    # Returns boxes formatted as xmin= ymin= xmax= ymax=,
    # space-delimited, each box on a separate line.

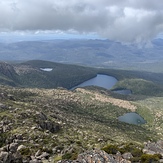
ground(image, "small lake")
xmin=113 ymin=89 xmax=132 ymax=95
xmin=71 ymin=74 xmax=118 ymax=90
xmin=40 ymin=68 xmax=53 ymax=72
xmin=118 ymin=112 xmax=146 ymax=125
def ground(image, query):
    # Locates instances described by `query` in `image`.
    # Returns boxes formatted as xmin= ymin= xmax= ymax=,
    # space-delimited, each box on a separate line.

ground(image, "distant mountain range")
xmin=1 ymin=39 xmax=163 ymax=72
xmin=1 ymin=40 xmax=163 ymax=162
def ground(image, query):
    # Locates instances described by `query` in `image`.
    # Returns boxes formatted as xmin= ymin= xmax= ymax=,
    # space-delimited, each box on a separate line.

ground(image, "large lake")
xmin=71 ymin=74 xmax=118 ymax=90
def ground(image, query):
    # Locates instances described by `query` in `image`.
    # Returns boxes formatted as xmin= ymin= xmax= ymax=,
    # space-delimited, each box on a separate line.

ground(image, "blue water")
xmin=118 ymin=112 xmax=146 ymax=125
xmin=113 ymin=89 xmax=132 ymax=95
xmin=71 ymin=74 xmax=118 ymax=90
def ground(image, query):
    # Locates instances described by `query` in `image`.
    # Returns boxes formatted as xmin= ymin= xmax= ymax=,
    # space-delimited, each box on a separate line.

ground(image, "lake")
xmin=71 ymin=74 xmax=118 ymax=90
xmin=40 ymin=68 xmax=53 ymax=72
xmin=113 ymin=89 xmax=132 ymax=95
xmin=118 ymin=112 xmax=146 ymax=125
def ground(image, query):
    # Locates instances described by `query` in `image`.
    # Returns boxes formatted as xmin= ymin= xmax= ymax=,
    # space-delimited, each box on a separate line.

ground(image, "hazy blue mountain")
xmin=1 ymin=39 xmax=163 ymax=71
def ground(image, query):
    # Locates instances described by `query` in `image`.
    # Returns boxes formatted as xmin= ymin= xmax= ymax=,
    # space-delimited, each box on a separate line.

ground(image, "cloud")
xmin=0 ymin=0 xmax=163 ymax=43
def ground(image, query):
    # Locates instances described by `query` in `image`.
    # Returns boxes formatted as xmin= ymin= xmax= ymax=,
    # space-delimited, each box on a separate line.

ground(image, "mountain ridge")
xmin=1 ymin=39 xmax=163 ymax=72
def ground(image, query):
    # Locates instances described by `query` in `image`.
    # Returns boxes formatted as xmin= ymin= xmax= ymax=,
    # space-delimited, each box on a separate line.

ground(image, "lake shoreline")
xmin=70 ymin=74 xmax=118 ymax=90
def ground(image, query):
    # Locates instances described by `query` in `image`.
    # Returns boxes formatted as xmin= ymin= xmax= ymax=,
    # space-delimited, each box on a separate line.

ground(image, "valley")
xmin=0 ymin=60 xmax=163 ymax=162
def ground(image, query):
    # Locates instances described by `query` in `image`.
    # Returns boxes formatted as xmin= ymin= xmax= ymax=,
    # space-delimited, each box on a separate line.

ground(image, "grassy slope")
xmin=0 ymin=86 xmax=158 ymax=150
xmin=1 ymin=85 xmax=163 ymax=162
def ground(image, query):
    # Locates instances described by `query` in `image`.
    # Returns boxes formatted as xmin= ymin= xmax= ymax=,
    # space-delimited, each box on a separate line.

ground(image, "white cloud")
xmin=0 ymin=0 xmax=163 ymax=43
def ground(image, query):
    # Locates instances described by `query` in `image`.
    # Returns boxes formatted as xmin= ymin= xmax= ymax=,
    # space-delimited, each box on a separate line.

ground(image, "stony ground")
xmin=0 ymin=85 xmax=163 ymax=162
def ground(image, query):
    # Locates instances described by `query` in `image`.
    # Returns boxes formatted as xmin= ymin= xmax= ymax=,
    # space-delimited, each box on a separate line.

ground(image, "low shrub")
xmin=141 ymin=154 xmax=162 ymax=163
xmin=62 ymin=152 xmax=79 ymax=160
xmin=102 ymin=144 xmax=119 ymax=154
xmin=19 ymin=148 xmax=31 ymax=156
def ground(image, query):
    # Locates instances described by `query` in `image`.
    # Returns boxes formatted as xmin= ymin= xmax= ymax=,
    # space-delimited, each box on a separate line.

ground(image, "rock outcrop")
xmin=143 ymin=140 xmax=163 ymax=156
xmin=0 ymin=143 xmax=23 ymax=163
xmin=58 ymin=150 xmax=131 ymax=163
xmin=35 ymin=112 xmax=60 ymax=133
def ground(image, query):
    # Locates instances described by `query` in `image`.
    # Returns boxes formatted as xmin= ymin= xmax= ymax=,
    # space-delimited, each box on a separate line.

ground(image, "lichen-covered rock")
xmin=0 ymin=142 xmax=24 ymax=163
xmin=17 ymin=145 xmax=27 ymax=152
xmin=0 ymin=151 xmax=14 ymax=163
xmin=35 ymin=150 xmax=42 ymax=157
xmin=77 ymin=150 xmax=116 ymax=163
xmin=12 ymin=152 xmax=23 ymax=163
xmin=38 ymin=120 xmax=60 ymax=133
xmin=0 ymin=151 xmax=22 ymax=163
xmin=122 ymin=152 xmax=133 ymax=160
xmin=58 ymin=150 xmax=131 ymax=163
xmin=0 ymin=103 xmax=7 ymax=109
xmin=29 ymin=159 xmax=42 ymax=163
xmin=36 ymin=152 xmax=50 ymax=160
xmin=9 ymin=143 xmax=19 ymax=153
xmin=143 ymin=140 xmax=163 ymax=156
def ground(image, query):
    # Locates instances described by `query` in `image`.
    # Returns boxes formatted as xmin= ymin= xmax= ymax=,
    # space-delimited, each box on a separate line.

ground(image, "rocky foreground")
xmin=0 ymin=85 xmax=162 ymax=162
xmin=1 ymin=141 xmax=163 ymax=162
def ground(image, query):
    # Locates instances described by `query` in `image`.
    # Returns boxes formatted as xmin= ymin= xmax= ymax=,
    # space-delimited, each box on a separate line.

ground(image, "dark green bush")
xmin=0 ymin=133 xmax=8 ymax=147
xmin=39 ymin=147 xmax=53 ymax=154
xmin=141 ymin=154 xmax=161 ymax=163
xmin=130 ymin=157 xmax=141 ymax=162
xmin=62 ymin=152 xmax=78 ymax=160
xmin=118 ymin=143 xmax=143 ymax=157
xmin=19 ymin=148 xmax=31 ymax=156
xmin=131 ymin=148 xmax=143 ymax=157
xmin=102 ymin=144 xmax=119 ymax=154
xmin=62 ymin=153 xmax=72 ymax=160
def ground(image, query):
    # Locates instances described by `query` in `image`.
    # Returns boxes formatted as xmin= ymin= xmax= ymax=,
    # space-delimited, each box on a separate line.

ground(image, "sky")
xmin=0 ymin=0 xmax=163 ymax=43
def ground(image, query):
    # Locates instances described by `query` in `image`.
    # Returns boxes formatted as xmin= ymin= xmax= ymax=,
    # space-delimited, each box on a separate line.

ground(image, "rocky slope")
xmin=0 ymin=85 xmax=163 ymax=162
xmin=0 ymin=62 xmax=18 ymax=86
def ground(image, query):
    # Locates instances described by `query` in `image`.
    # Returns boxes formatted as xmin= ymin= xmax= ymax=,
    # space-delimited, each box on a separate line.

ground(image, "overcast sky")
xmin=0 ymin=0 xmax=163 ymax=43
